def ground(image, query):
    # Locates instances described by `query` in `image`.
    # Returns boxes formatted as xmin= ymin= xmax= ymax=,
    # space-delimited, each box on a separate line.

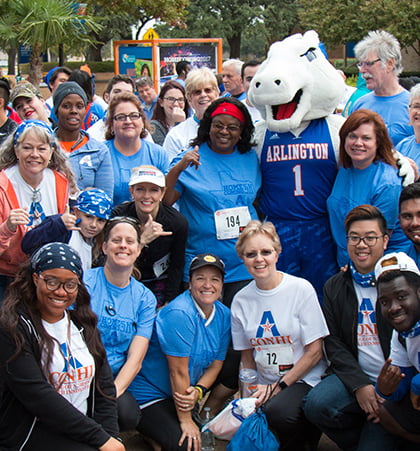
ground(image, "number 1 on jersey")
xmin=293 ymin=164 xmax=304 ymax=196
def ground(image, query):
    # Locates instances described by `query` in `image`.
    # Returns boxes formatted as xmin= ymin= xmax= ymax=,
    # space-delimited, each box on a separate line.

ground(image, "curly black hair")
xmin=191 ymin=97 xmax=255 ymax=154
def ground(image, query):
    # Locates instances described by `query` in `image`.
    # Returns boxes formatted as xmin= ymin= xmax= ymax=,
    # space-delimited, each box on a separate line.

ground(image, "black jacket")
xmin=322 ymin=268 xmax=393 ymax=393
xmin=112 ymin=201 xmax=188 ymax=302
xmin=0 ymin=312 xmax=118 ymax=450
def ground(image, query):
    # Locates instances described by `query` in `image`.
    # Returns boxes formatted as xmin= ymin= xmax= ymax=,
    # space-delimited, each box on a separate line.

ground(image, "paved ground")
xmin=122 ymin=430 xmax=340 ymax=450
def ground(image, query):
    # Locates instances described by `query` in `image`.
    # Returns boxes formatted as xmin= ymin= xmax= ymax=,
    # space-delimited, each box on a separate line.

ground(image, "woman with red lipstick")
xmin=104 ymin=92 xmax=169 ymax=206
xmin=112 ymin=165 xmax=188 ymax=306
xmin=327 ymin=109 xmax=409 ymax=268
xmin=231 ymin=220 xmax=328 ymax=451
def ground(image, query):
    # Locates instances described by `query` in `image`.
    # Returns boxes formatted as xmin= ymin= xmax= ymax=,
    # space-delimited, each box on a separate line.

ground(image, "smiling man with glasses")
xmin=349 ymin=30 xmax=413 ymax=146
xmin=304 ymin=204 xmax=394 ymax=450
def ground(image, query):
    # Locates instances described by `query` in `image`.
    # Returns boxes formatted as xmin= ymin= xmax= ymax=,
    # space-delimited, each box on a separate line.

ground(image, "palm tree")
xmin=0 ymin=0 xmax=101 ymax=86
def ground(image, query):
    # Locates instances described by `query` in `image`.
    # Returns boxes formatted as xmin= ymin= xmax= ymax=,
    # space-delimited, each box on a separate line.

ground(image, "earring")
xmin=111 ymin=130 xmax=115 ymax=137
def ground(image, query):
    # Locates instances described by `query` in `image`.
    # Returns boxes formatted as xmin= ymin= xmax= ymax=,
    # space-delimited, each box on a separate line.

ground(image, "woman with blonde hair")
xmin=231 ymin=220 xmax=329 ymax=450
xmin=0 ymin=120 xmax=72 ymax=301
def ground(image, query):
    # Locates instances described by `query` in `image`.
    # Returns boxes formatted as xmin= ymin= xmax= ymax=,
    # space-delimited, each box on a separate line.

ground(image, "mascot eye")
xmin=300 ymin=47 xmax=317 ymax=62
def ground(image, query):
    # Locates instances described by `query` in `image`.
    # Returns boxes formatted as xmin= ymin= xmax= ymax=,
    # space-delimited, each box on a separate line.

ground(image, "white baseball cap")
xmin=129 ymin=165 xmax=165 ymax=188
xmin=375 ymin=252 xmax=420 ymax=280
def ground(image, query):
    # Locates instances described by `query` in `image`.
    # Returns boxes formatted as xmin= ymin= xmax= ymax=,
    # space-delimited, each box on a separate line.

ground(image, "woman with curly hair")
xmin=0 ymin=242 xmax=124 ymax=450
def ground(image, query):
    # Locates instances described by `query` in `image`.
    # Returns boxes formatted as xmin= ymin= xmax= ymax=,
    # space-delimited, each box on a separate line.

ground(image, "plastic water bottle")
xmin=201 ymin=407 xmax=215 ymax=450
xmin=239 ymin=368 xmax=258 ymax=397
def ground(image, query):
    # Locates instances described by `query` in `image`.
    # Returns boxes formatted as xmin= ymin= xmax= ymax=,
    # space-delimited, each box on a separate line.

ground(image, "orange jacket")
xmin=0 ymin=169 xmax=68 ymax=276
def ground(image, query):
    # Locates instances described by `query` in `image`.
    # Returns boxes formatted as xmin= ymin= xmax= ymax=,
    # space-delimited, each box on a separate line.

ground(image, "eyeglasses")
xmin=113 ymin=112 xmax=142 ymax=122
xmin=243 ymin=249 xmax=275 ymax=259
xmin=163 ymin=96 xmax=185 ymax=104
xmin=356 ymin=58 xmax=381 ymax=69
xmin=409 ymin=103 xmax=420 ymax=111
xmin=211 ymin=122 xmax=241 ymax=133
xmin=346 ymin=235 xmax=385 ymax=246
xmin=38 ymin=274 xmax=79 ymax=293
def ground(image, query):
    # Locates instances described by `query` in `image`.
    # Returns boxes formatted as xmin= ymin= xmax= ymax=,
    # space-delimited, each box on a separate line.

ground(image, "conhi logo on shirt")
xmin=250 ymin=335 xmax=292 ymax=346
xmin=49 ymin=365 xmax=94 ymax=386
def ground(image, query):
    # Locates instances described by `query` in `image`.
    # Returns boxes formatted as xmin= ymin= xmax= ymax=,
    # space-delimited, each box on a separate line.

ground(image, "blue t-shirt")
xmin=106 ymin=139 xmax=169 ymax=206
xmin=259 ymin=118 xmax=337 ymax=221
xmin=172 ymin=143 xmax=261 ymax=282
xmin=396 ymin=135 xmax=420 ymax=169
xmin=129 ymin=291 xmax=231 ymax=405
xmin=406 ymin=243 xmax=420 ymax=269
xmin=84 ymin=267 xmax=156 ymax=376
xmin=350 ymin=91 xmax=413 ymax=146
xmin=327 ymin=161 xmax=409 ymax=267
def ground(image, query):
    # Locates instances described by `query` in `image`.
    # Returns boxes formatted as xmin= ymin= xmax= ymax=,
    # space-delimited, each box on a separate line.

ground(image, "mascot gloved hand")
xmin=248 ymin=30 xmax=344 ymax=300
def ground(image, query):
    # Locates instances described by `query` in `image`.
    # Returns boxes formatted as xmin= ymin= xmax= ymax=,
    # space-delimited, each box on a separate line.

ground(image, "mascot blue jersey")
xmin=259 ymin=118 xmax=337 ymax=221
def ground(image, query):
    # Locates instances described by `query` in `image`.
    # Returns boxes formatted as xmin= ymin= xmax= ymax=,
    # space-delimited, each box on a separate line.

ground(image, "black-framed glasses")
xmin=113 ymin=112 xmax=142 ymax=122
xmin=356 ymin=58 xmax=381 ymax=69
xmin=38 ymin=274 xmax=79 ymax=293
xmin=346 ymin=235 xmax=385 ymax=247
xmin=163 ymin=96 xmax=185 ymax=104
xmin=243 ymin=249 xmax=275 ymax=259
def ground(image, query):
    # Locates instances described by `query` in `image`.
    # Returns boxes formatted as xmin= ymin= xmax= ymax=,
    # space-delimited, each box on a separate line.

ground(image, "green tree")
xmin=298 ymin=0 xmax=420 ymax=57
xmin=0 ymin=0 xmax=101 ymax=85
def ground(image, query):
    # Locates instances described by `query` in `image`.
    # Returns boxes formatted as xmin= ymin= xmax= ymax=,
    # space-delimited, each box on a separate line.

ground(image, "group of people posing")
xmin=0 ymin=28 xmax=420 ymax=451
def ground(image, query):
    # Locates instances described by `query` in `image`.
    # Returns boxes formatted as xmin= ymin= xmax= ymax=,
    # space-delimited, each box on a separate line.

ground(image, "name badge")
xmin=214 ymin=206 xmax=251 ymax=240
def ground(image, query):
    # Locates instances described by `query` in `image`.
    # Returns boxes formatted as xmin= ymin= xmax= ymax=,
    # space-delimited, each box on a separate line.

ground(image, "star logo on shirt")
xmin=358 ymin=298 xmax=376 ymax=324
xmin=60 ymin=342 xmax=83 ymax=372
xmin=261 ymin=318 xmax=274 ymax=333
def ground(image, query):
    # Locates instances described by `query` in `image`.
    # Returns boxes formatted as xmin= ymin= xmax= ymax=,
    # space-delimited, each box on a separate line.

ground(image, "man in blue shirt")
xmin=135 ymin=76 xmax=158 ymax=121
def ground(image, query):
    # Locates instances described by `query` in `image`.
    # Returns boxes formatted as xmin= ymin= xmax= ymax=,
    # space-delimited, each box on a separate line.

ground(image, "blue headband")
xmin=31 ymin=242 xmax=83 ymax=279
xmin=75 ymin=188 xmax=113 ymax=220
xmin=14 ymin=120 xmax=54 ymax=145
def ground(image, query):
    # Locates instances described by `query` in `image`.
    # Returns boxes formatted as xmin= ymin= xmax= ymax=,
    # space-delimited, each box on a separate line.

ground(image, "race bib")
xmin=153 ymin=253 xmax=170 ymax=278
xmin=214 ymin=207 xmax=251 ymax=240
xmin=254 ymin=343 xmax=294 ymax=380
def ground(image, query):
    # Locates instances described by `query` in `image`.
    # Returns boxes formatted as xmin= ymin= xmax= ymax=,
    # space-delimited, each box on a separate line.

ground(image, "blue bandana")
xmin=75 ymin=188 xmax=113 ymax=220
xmin=400 ymin=320 xmax=420 ymax=339
xmin=350 ymin=261 xmax=376 ymax=287
xmin=31 ymin=242 xmax=83 ymax=278
xmin=13 ymin=120 xmax=54 ymax=145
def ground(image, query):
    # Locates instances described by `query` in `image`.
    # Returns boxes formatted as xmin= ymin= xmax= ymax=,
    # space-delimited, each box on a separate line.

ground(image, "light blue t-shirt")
xmin=396 ymin=135 xmax=420 ymax=169
xmin=129 ymin=290 xmax=231 ymax=405
xmin=327 ymin=161 xmax=410 ymax=267
xmin=350 ymin=90 xmax=413 ymax=146
xmin=406 ymin=243 xmax=420 ymax=269
xmin=84 ymin=267 xmax=156 ymax=376
xmin=172 ymin=143 xmax=261 ymax=282
xmin=106 ymin=139 xmax=169 ymax=206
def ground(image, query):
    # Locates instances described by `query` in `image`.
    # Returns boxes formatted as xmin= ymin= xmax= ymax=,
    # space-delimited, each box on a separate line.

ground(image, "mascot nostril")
xmin=255 ymin=82 xmax=261 ymax=88
xmin=274 ymin=80 xmax=281 ymax=86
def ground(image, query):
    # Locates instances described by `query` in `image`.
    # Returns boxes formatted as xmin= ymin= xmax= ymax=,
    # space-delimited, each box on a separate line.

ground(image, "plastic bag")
xmin=203 ymin=397 xmax=257 ymax=441
xmin=227 ymin=409 xmax=279 ymax=451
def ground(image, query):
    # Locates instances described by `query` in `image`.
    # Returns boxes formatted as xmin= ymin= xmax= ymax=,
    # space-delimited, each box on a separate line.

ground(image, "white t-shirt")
xmin=5 ymin=165 xmax=58 ymax=227
xmin=231 ymin=273 xmax=329 ymax=387
xmin=353 ymin=283 xmax=385 ymax=382
xmin=241 ymin=98 xmax=262 ymax=124
xmin=69 ymin=230 xmax=92 ymax=271
xmin=163 ymin=116 xmax=200 ymax=162
xmin=390 ymin=330 xmax=420 ymax=371
xmin=42 ymin=314 xmax=95 ymax=414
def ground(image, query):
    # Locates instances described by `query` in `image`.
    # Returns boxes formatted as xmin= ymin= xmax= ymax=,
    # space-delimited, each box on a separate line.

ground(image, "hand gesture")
xmin=173 ymin=386 xmax=199 ymax=412
xmin=140 ymin=214 xmax=173 ymax=246
xmin=377 ymin=358 xmax=404 ymax=396
xmin=172 ymin=106 xmax=186 ymax=124
xmin=180 ymin=146 xmax=200 ymax=171
xmin=6 ymin=208 xmax=30 ymax=232
xmin=61 ymin=205 xmax=81 ymax=231
xmin=179 ymin=419 xmax=201 ymax=451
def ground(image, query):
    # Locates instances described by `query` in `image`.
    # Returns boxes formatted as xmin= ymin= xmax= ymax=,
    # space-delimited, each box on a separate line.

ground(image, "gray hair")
xmin=185 ymin=67 xmax=219 ymax=98
xmin=409 ymin=83 xmax=420 ymax=106
xmin=222 ymin=59 xmax=243 ymax=76
xmin=354 ymin=30 xmax=403 ymax=76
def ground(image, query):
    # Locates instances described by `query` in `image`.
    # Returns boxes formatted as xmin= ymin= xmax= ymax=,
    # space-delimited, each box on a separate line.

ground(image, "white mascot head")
xmin=248 ymin=30 xmax=345 ymax=133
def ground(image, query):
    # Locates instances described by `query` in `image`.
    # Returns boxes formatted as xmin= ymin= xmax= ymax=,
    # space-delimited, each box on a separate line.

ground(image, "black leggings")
xmin=137 ymin=399 xmax=191 ymax=451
